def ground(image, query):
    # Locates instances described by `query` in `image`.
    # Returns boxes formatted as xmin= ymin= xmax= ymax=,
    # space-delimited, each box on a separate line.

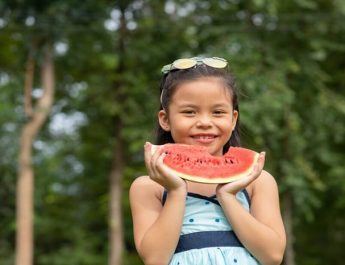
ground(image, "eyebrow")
xmin=177 ymin=103 xmax=198 ymax=108
xmin=212 ymin=103 xmax=231 ymax=108
xmin=177 ymin=103 xmax=232 ymax=109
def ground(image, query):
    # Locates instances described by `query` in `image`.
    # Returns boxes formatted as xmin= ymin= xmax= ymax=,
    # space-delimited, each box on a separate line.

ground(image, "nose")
xmin=196 ymin=114 xmax=212 ymax=128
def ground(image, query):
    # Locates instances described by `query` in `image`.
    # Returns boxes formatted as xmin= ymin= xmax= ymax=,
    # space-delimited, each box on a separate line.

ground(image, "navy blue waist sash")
xmin=175 ymin=231 xmax=244 ymax=253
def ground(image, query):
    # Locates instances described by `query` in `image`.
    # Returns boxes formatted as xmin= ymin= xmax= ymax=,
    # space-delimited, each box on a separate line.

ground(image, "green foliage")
xmin=0 ymin=0 xmax=344 ymax=264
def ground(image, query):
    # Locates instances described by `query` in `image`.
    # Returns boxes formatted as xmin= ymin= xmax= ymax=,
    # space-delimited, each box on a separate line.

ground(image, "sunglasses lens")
xmin=173 ymin=59 xmax=197 ymax=69
xmin=162 ymin=57 xmax=228 ymax=74
xmin=203 ymin=57 xmax=228 ymax=68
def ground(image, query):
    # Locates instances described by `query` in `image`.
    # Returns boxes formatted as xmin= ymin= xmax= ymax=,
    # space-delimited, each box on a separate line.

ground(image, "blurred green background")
xmin=1 ymin=1 xmax=344 ymax=265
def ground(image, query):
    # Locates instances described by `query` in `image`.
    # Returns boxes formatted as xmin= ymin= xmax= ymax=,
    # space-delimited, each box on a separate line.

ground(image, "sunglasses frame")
xmin=161 ymin=57 xmax=228 ymax=74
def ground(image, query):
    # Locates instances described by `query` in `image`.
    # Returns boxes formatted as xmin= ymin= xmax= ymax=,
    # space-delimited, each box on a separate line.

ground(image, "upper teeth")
xmin=196 ymin=136 xmax=213 ymax=139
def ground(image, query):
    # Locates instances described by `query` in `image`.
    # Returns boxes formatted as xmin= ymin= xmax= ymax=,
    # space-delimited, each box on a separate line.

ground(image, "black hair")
xmin=155 ymin=64 xmax=240 ymax=153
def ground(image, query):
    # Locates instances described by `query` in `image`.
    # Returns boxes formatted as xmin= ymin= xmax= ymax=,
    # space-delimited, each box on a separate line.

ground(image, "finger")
xmin=151 ymin=150 xmax=165 ymax=177
xmin=258 ymin=151 xmax=266 ymax=168
xmin=151 ymin=145 xmax=169 ymax=181
xmin=156 ymin=152 xmax=176 ymax=179
xmin=252 ymin=152 xmax=266 ymax=176
xmin=144 ymin=142 xmax=159 ymax=178
xmin=144 ymin=141 xmax=151 ymax=159
xmin=144 ymin=142 xmax=153 ymax=170
xmin=150 ymin=145 xmax=163 ymax=176
xmin=156 ymin=150 xmax=166 ymax=165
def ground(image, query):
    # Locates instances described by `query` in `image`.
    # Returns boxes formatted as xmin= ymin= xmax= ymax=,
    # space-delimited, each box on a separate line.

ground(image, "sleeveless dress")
xmin=162 ymin=190 xmax=261 ymax=265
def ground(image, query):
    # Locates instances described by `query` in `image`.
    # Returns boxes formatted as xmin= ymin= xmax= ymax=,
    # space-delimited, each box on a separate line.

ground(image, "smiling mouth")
xmin=192 ymin=135 xmax=217 ymax=143
xmin=192 ymin=135 xmax=216 ymax=139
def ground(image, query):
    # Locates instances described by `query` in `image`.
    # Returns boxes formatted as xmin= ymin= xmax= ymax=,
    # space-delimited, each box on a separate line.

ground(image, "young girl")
xmin=130 ymin=57 xmax=286 ymax=265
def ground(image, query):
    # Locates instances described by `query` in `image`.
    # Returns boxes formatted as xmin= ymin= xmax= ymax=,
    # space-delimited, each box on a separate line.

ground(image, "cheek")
xmin=169 ymin=118 xmax=189 ymax=132
xmin=168 ymin=117 xmax=193 ymax=138
xmin=224 ymin=124 xmax=233 ymax=137
xmin=219 ymin=118 xmax=235 ymax=139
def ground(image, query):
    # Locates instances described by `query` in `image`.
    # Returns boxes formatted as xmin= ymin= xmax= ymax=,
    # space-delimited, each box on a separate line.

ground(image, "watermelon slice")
xmin=150 ymin=144 xmax=259 ymax=184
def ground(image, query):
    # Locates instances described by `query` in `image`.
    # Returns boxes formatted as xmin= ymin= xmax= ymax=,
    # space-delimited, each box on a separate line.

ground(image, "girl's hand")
xmin=216 ymin=152 xmax=266 ymax=196
xmin=144 ymin=142 xmax=187 ymax=193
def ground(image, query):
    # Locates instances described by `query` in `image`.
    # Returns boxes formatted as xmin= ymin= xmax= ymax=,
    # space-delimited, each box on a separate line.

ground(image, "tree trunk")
xmin=109 ymin=120 xmax=124 ymax=265
xmin=283 ymin=190 xmax=295 ymax=265
xmin=281 ymin=102 xmax=296 ymax=265
xmin=108 ymin=6 xmax=127 ymax=265
xmin=15 ymin=45 xmax=55 ymax=265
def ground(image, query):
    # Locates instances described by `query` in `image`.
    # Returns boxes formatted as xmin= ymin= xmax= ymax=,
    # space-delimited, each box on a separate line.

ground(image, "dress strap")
xmin=161 ymin=189 xmax=251 ymax=206
xmin=242 ymin=189 xmax=251 ymax=206
xmin=175 ymin=231 xmax=244 ymax=253
xmin=162 ymin=190 xmax=168 ymax=205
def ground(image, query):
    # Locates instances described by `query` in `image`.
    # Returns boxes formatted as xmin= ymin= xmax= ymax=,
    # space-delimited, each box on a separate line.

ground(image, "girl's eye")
xmin=213 ymin=110 xmax=227 ymax=115
xmin=181 ymin=110 xmax=195 ymax=115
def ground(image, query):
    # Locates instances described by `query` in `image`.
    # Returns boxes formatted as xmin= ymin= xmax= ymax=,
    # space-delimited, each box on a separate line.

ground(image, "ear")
xmin=232 ymin=110 xmax=239 ymax=131
xmin=158 ymin=109 xmax=171 ymax=131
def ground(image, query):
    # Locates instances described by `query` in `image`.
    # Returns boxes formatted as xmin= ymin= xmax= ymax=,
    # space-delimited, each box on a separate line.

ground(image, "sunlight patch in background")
xmin=49 ymin=112 xmax=87 ymax=136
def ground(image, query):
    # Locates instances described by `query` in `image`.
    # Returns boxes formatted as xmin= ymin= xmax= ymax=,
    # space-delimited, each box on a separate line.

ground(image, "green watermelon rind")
xmin=150 ymin=144 xmax=260 ymax=184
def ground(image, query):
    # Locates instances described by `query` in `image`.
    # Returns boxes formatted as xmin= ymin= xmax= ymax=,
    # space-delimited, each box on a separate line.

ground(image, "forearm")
xmin=139 ymin=189 xmax=186 ymax=265
xmin=218 ymin=193 xmax=285 ymax=265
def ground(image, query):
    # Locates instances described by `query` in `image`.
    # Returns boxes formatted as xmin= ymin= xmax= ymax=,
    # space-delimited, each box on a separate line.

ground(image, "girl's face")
xmin=159 ymin=77 xmax=238 ymax=156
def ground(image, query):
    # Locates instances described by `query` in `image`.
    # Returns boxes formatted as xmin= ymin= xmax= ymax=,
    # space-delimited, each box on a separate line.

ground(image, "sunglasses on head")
xmin=161 ymin=57 xmax=228 ymax=74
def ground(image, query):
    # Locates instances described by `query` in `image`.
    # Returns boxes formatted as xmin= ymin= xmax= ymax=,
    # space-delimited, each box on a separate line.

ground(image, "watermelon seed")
xmin=225 ymin=158 xmax=234 ymax=164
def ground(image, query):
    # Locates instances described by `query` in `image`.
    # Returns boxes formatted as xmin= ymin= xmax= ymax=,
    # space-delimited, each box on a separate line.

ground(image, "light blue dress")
xmin=162 ymin=190 xmax=261 ymax=265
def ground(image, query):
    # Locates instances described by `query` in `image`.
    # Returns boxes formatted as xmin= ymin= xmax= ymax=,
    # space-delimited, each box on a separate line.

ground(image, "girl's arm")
xmin=130 ymin=143 xmax=187 ymax=265
xmin=130 ymin=177 xmax=186 ymax=265
xmin=217 ymin=153 xmax=286 ymax=265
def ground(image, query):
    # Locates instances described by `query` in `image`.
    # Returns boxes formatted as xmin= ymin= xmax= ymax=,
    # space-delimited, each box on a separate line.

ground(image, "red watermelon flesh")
xmin=150 ymin=144 xmax=259 ymax=184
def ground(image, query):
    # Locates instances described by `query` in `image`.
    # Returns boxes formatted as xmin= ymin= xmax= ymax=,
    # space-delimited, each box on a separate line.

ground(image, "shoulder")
xmin=130 ymin=175 xmax=155 ymax=189
xmin=246 ymin=170 xmax=277 ymax=198
xmin=250 ymin=170 xmax=280 ymax=207
xmin=253 ymin=170 xmax=279 ymax=195
xmin=129 ymin=176 xmax=164 ymax=203
xmin=130 ymin=175 xmax=162 ymax=192
xmin=255 ymin=170 xmax=278 ymax=187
